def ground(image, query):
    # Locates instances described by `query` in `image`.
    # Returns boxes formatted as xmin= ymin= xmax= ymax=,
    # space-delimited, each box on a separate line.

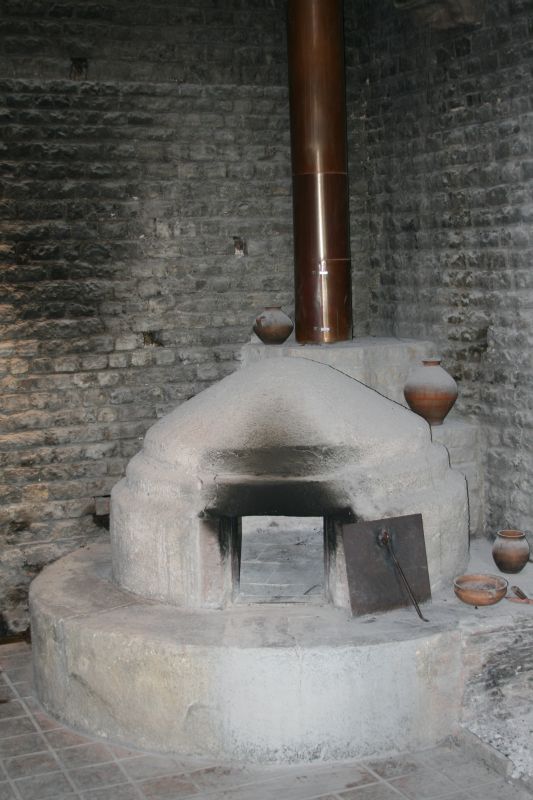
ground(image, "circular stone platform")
xmin=27 ymin=540 xmax=505 ymax=764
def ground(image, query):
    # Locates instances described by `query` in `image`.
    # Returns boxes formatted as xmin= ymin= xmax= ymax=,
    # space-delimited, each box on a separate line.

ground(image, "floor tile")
xmin=388 ymin=767 xmax=459 ymax=799
xmin=434 ymin=758 xmax=504 ymax=788
xmin=0 ymin=782 xmax=17 ymax=800
xmin=3 ymin=665 xmax=34 ymax=685
xmin=14 ymin=683 xmax=34 ymax=698
xmin=311 ymin=796 xmax=340 ymax=800
xmin=291 ymin=763 xmax=378 ymax=793
xmin=67 ymin=763 xmax=127 ymax=791
xmin=337 ymin=785 xmax=404 ymax=800
xmin=0 ymin=657 xmax=30 ymax=671
xmin=0 ymin=718 xmax=37 ymax=739
xmin=80 ymin=786 xmax=142 ymax=800
xmin=194 ymin=772 xmax=376 ymax=800
xmin=56 ymin=742 xmax=115 ymax=769
xmin=466 ymin=779 xmax=533 ymax=799
xmin=0 ymin=688 xmax=16 ymax=703
xmin=3 ymin=751 xmax=60 ymax=779
xmin=44 ymin=729 xmax=92 ymax=749
xmin=364 ymin=756 xmax=428 ymax=781
xmin=32 ymin=712 xmax=64 ymax=732
xmin=418 ymin=746 xmax=468 ymax=769
xmin=108 ymin=745 xmax=145 ymax=760
xmin=0 ymin=700 xmax=26 ymax=720
xmin=314 ymin=794 xmax=339 ymax=800
xmin=139 ymin=774 xmax=198 ymax=799
xmin=0 ymin=733 xmax=47 ymax=757
xmin=427 ymin=794 xmax=472 ymax=800
xmin=121 ymin=755 xmax=186 ymax=781
xmin=13 ymin=770 xmax=74 ymax=800
xmin=188 ymin=765 xmax=272 ymax=792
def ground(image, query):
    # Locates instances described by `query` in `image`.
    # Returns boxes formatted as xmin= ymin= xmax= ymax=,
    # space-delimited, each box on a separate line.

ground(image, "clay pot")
xmin=403 ymin=358 xmax=458 ymax=426
xmin=453 ymin=573 xmax=508 ymax=606
xmin=253 ymin=306 xmax=293 ymax=345
xmin=492 ymin=529 xmax=530 ymax=574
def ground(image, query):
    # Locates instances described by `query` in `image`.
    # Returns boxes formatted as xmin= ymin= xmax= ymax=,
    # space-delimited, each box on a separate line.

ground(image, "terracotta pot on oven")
xmin=253 ymin=307 xmax=294 ymax=345
xmin=404 ymin=358 xmax=458 ymax=426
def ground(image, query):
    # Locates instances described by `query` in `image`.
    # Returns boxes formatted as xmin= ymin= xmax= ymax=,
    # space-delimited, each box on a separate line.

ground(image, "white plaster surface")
xmin=431 ymin=419 xmax=485 ymax=536
xmin=241 ymin=336 xmax=436 ymax=405
xmin=30 ymin=540 xmax=533 ymax=764
xmin=111 ymin=357 xmax=469 ymax=605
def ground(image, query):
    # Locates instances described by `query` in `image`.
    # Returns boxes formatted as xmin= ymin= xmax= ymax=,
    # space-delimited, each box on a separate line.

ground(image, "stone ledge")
xmin=30 ymin=540 xmax=533 ymax=763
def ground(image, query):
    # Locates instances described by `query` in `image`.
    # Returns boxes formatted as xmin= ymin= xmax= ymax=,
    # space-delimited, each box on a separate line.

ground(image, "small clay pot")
xmin=253 ymin=306 xmax=293 ymax=345
xmin=404 ymin=358 xmax=458 ymax=426
xmin=453 ymin=574 xmax=508 ymax=606
xmin=492 ymin=529 xmax=530 ymax=574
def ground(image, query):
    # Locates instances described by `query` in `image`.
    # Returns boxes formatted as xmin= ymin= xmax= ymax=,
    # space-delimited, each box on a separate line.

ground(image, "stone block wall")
xmin=348 ymin=0 xmax=533 ymax=540
xmin=0 ymin=0 xmax=296 ymax=635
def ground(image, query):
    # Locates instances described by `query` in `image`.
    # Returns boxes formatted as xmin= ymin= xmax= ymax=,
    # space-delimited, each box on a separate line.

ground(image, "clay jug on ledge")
xmin=403 ymin=358 xmax=458 ymax=426
xmin=492 ymin=529 xmax=530 ymax=574
xmin=253 ymin=306 xmax=293 ymax=345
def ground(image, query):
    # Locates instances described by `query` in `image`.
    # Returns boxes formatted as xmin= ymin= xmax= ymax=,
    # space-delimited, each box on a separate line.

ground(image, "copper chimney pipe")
xmin=288 ymin=0 xmax=352 ymax=344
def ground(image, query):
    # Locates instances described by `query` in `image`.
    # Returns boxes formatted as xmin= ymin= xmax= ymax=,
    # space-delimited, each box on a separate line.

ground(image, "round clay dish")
xmin=453 ymin=574 xmax=508 ymax=606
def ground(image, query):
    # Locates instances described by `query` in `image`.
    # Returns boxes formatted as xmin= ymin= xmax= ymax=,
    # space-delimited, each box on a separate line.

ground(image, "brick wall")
xmin=0 ymin=0 xmax=294 ymax=635
xmin=348 ymin=0 xmax=533 ymax=541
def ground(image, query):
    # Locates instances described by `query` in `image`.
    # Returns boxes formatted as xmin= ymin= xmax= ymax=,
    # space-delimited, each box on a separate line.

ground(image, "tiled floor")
xmin=1 ymin=641 xmax=532 ymax=800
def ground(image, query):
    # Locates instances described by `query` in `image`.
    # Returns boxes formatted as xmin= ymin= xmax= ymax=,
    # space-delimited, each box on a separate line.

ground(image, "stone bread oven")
xmin=31 ymin=357 xmax=471 ymax=762
xmin=111 ymin=357 xmax=468 ymax=608
xmin=27 ymin=0 xmax=477 ymax=762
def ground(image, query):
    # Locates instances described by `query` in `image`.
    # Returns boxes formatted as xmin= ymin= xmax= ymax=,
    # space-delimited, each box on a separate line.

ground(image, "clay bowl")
xmin=453 ymin=574 xmax=508 ymax=607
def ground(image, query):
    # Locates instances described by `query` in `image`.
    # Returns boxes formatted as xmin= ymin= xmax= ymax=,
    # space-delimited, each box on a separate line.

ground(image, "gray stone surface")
xmin=31 ymin=542 xmax=458 ymax=762
xmin=431 ymin=420 xmax=485 ymax=537
xmin=2 ymin=640 xmax=532 ymax=800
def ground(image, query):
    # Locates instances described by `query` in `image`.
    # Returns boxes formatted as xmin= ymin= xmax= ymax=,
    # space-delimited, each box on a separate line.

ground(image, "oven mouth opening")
xmin=236 ymin=515 xmax=325 ymax=604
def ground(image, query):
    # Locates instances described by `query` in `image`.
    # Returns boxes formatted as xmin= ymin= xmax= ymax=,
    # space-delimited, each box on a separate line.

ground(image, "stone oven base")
xmin=30 ymin=540 xmax=533 ymax=765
